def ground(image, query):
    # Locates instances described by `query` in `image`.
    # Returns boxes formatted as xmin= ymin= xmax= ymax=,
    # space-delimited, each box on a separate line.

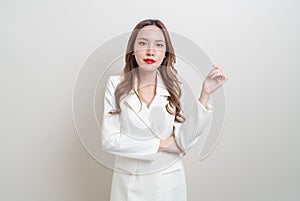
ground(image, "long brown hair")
xmin=110 ymin=19 xmax=185 ymax=123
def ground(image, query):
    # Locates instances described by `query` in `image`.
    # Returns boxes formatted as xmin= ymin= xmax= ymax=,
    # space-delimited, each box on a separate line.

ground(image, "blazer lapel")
xmin=123 ymin=70 xmax=171 ymax=136
xmin=123 ymin=91 xmax=143 ymax=114
xmin=124 ymin=70 xmax=170 ymax=108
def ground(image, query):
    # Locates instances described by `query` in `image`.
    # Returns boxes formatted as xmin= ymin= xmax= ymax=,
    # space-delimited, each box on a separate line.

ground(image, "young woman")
xmin=101 ymin=19 xmax=227 ymax=201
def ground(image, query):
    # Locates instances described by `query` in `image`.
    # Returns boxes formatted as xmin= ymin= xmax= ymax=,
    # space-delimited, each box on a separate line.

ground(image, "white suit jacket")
xmin=101 ymin=70 xmax=213 ymax=175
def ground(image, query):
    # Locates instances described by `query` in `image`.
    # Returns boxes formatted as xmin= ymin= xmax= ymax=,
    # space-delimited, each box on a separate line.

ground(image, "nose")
xmin=146 ymin=51 xmax=154 ymax=57
xmin=146 ymin=45 xmax=155 ymax=56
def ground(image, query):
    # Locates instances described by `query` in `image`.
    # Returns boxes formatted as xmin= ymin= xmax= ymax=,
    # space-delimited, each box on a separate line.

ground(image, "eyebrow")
xmin=137 ymin=37 xmax=165 ymax=43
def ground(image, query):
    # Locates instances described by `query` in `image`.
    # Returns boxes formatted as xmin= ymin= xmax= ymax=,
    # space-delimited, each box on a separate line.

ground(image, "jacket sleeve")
xmin=101 ymin=76 xmax=160 ymax=161
xmin=173 ymin=85 xmax=213 ymax=152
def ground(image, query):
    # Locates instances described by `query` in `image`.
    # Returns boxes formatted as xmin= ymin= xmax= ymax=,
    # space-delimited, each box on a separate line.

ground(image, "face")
xmin=133 ymin=25 xmax=167 ymax=72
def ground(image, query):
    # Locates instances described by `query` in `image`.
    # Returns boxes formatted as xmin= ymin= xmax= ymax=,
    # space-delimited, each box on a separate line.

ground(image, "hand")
xmin=159 ymin=135 xmax=184 ymax=154
xmin=199 ymin=65 xmax=228 ymax=108
xmin=202 ymin=65 xmax=228 ymax=95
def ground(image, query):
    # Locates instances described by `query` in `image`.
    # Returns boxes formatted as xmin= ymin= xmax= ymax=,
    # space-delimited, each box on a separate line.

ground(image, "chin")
xmin=139 ymin=66 xmax=159 ymax=72
xmin=138 ymin=64 xmax=160 ymax=72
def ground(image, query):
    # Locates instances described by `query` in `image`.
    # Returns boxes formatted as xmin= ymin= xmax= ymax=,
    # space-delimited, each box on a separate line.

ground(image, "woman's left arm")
xmin=173 ymin=65 xmax=228 ymax=152
xmin=199 ymin=65 xmax=228 ymax=109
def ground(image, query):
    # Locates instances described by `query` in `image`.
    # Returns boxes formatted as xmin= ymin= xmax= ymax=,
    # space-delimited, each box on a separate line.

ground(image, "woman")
xmin=101 ymin=19 xmax=227 ymax=201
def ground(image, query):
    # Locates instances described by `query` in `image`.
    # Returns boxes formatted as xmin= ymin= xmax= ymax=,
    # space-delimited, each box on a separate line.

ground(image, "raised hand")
xmin=199 ymin=65 xmax=228 ymax=108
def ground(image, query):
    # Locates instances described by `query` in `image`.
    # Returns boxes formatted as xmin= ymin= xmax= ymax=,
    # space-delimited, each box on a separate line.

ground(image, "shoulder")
xmin=106 ymin=74 xmax=122 ymax=89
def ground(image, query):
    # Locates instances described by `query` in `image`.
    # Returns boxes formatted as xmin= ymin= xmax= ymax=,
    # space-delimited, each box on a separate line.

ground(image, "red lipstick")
xmin=144 ymin=58 xmax=155 ymax=64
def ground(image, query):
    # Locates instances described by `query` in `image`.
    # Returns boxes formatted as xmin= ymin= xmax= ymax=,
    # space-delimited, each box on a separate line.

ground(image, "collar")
xmin=129 ymin=70 xmax=170 ymax=96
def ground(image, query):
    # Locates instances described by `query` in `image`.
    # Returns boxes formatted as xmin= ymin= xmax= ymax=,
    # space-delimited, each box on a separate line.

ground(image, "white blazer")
xmin=101 ymin=70 xmax=213 ymax=201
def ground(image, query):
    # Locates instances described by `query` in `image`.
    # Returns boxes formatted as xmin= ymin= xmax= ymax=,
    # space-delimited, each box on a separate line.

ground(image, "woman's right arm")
xmin=101 ymin=76 xmax=160 ymax=161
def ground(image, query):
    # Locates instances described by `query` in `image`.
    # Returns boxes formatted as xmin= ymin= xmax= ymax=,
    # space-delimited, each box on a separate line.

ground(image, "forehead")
xmin=136 ymin=25 xmax=165 ymax=41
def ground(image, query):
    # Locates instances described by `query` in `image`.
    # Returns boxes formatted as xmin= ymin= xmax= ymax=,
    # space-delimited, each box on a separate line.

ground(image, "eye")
xmin=157 ymin=43 xmax=164 ymax=47
xmin=138 ymin=41 xmax=146 ymax=46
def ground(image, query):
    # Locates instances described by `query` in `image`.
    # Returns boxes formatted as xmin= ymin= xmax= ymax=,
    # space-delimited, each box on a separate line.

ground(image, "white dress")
xmin=101 ymin=70 xmax=213 ymax=201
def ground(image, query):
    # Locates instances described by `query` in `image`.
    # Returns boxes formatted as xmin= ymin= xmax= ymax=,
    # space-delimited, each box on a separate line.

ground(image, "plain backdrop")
xmin=1 ymin=0 xmax=299 ymax=200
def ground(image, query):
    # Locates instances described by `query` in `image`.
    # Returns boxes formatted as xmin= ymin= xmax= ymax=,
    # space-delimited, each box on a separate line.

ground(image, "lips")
xmin=144 ymin=58 xmax=155 ymax=64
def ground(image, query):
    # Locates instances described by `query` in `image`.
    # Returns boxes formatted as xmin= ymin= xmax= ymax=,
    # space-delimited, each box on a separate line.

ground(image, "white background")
xmin=1 ymin=0 xmax=299 ymax=200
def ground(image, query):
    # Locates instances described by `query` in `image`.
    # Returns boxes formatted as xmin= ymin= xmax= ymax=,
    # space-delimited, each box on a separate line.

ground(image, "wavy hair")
xmin=109 ymin=19 xmax=185 ymax=123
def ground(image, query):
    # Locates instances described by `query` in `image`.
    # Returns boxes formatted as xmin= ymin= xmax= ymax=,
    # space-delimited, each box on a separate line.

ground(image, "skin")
xmin=133 ymin=25 xmax=167 ymax=108
xmin=133 ymin=25 xmax=228 ymax=154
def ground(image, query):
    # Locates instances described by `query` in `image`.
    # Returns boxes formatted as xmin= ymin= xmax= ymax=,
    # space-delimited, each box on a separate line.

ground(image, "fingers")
xmin=208 ymin=68 xmax=219 ymax=77
xmin=209 ymin=69 xmax=222 ymax=79
xmin=211 ymin=72 xmax=226 ymax=79
xmin=210 ymin=65 xmax=227 ymax=80
xmin=163 ymin=135 xmax=185 ymax=154
xmin=220 ymin=74 xmax=228 ymax=81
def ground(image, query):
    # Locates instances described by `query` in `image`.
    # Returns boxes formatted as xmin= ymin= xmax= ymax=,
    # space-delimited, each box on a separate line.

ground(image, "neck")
xmin=138 ymin=70 xmax=157 ymax=87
